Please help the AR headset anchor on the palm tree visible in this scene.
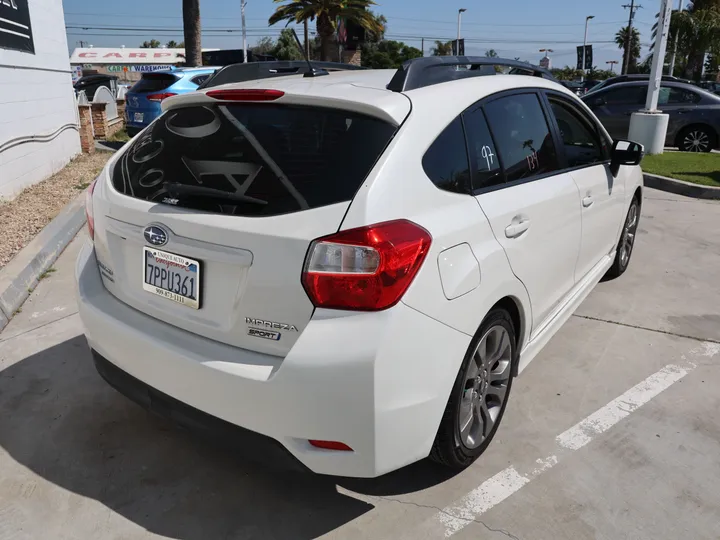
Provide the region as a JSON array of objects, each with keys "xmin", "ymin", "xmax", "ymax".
[
  {"xmin": 268, "ymin": 0, "xmax": 383, "ymax": 62},
  {"xmin": 431, "ymin": 40, "xmax": 453, "ymax": 56},
  {"xmin": 615, "ymin": 26, "xmax": 641, "ymax": 74},
  {"xmin": 672, "ymin": 6, "xmax": 720, "ymax": 80},
  {"xmin": 183, "ymin": 0, "xmax": 202, "ymax": 67}
]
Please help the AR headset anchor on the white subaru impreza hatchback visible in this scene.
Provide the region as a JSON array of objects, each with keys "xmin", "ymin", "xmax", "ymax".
[{"xmin": 76, "ymin": 57, "xmax": 643, "ymax": 478}]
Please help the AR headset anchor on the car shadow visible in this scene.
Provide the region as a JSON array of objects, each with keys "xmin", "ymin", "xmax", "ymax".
[{"xmin": 0, "ymin": 336, "xmax": 456, "ymax": 538}]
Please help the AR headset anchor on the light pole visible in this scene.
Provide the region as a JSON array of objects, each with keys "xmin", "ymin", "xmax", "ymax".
[
  {"xmin": 668, "ymin": 0, "xmax": 682, "ymax": 75},
  {"xmin": 606, "ymin": 60, "xmax": 619, "ymax": 73},
  {"xmin": 456, "ymin": 8, "xmax": 466, "ymax": 56},
  {"xmin": 628, "ymin": 0, "xmax": 673, "ymax": 154},
  {"xmin": 581, "ymin": 15, "xmax": 594, "ymax": 82},
  {"xmin": 241, "ymin": 0, "xmax": 248, "ymax": 63}
]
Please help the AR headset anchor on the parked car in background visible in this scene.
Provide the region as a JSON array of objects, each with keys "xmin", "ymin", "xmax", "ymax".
[
  {"xmin": 588, "ymin": 74, "xmax": 693, "ymax": 95},
  {"xmin": 74, "ymin": 74, "xmax": 118, "ymax": 99},
  {"xmin": 697, "ymin": 81, "xmax": 720, "ymax": 96},
  {"xmin": 583, "ymin": 80, "xmax": 720, "ymax": 152},
  {"xmin": 125, "ymin": 67, "xmax": 216, "ymax": 136}
]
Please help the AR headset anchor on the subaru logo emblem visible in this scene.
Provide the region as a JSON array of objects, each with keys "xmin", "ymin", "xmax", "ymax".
[{"xmin": 143, "ymin": 225, "xmax": 168, "ymax": 247}]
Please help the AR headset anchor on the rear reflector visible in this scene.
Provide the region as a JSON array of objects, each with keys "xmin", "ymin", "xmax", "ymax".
[
  {"xmin": 206, "ymin": 89, "xmax": 285, "ymax": 101},
  {"xmin": 309, "ymin": 440, "xmax": 353, "ymax": 451},
  {"xmin": 85, "ymin": 178, "xmax": 98, "ymax": 241},
  {"xmin": 302, "ymin": 220, "xmax": 432, "ymax": 311},
  {"xmin": 146, "ymin": 92, "xmax": 177, "ymax": 102}
]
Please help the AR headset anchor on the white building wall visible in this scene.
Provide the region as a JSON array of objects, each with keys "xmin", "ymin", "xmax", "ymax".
[{"xmin": 0, "ymin": 0, "xmax": 81, "ymax": 199}]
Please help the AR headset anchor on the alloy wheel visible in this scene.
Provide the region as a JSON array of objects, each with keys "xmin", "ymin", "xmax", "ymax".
[
  {"xmin": 620, "ymin": 202, "xmax": 638, "ymax": 268},
  {"xmin": 458, "ymin": 326, "xmax": 512, "ymax": 449},
  {"xmin": 683, "ymin": 130, "xmax": 710, "ymax": 152}
]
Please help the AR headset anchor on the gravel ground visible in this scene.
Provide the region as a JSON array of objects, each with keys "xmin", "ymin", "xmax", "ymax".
[{"xmin": 0, "ymin": 152, "xmax": 111, "ymax": 269}]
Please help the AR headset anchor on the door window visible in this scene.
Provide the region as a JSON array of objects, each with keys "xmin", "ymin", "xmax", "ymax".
[
  {"xmin": 462, "ymin": 108, "xmax": 503, "ymax": 190},
  {"xmin": 548, "ymin": 98, "xmax": 606, "ymax": 168},
  {"xmin": 483, "ymin": 93, "xmax": 560, "ymax": 183},
  {"xmin": 422, "ymin": 118, "xmax": 472, "ymax": 193},
  {"xmin": 191, "ymin": 74, "xmax": 211, "ymax": 86},
  {"xmin": 658, "ymin": 86, "xmax": 700, "ymax": 105},
  {"xmin": 601, "ymin": 86, "xmax": 645, "ymax": 105}
]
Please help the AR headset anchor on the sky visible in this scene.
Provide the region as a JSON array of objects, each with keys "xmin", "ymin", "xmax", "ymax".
[{"xmin": 62, "ymin": 0, "xmax": 666, "ymax": 71}]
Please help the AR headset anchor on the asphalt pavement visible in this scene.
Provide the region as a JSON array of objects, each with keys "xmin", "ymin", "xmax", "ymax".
[{"xmin": 0, "ymin": 187, "xmax": 719, "ymax": 540}]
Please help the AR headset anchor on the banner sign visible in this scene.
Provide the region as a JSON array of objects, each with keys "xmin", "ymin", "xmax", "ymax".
[
  {"xmin": 452, "ymin": 39, "xmax": 465, "ymax": 56},
  {"xmin": 107, "ymin": 65, "xmax": 174, "ymax": 73},
  {"xmin": 576, "ymin": 46, "xmax": 583, "ymax": 70},
  {"xmin": 0, "ymin": 0, "xmax": 35, "ymax": 54},
  {"xmin": 584, "ymin": 45, "xmax": 593, "ymax": 70}
]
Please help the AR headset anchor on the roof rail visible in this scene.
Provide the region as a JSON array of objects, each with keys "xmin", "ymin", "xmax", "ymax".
[
  {"xmin": 386, "ymin": 56, "xmax": 556, "ymax": 93},
  {"xmin": 199, "ymin": 61, "xmax": 366, "ymax": 89}
]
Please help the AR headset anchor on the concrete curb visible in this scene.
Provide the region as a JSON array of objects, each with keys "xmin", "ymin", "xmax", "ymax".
[
  {"xmin": 643, "ymin": 173, "xmax": 720, "ymax": 200},
  {"xmin": 0, "ymin": 193, "xmax": 86, "ymax": 332}
]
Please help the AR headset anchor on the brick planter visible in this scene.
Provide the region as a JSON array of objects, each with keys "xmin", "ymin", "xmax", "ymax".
[
  {"xmin": 91, "ymin": 102, "xmax": 108, "ymax": 139},
  {"xmin": 78, "ymin": 105, "xmax": 94, "ymax": 154}
]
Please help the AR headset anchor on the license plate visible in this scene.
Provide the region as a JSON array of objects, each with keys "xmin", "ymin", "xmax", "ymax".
[
  {"xmin": 134, "ymin": 112, "xmax": 144, "ymax": 123},
  {"xmin": 143, "ymin": 247, "xmax": 201, "ymax": 309}
]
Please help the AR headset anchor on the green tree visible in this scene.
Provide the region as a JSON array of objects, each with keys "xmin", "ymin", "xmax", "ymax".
[
  {"xmin": 268, "ymin": 0, "xmax": 383, "ymax": 62},
  {"xmin": 615, "ymin": 25, "xmax": 641, "ymax": 74},
  {"xmin": 672, "ymin": 6, "xmax": 720, "ymax": 80},
  {"xmin": 485, "ymin": 49, "xmax": 498, "ymax": 58},
  {"xmin": 183, "ymin": 0, "xmax": 202, "ymax": 66},
  {"xmin": 362, "ymin": 39, "xmax": 422, "ymax": 68},
  {"xmin": 165, "ymin": 40, "xmax": 180, "ymax": 48},
  {"xmin": 431, "ymin": 40, "xmax": 453, "ymax": 56},
  {"xmin": 253, "ymin": 36, "xmax": 277, "ymax": 56},
  {"xmin": 273, "ymin": 29, "xmax": 305, "ymax": 60},
  {"xmin": 140, "ymin": 39, "xmax": 162, "ymax": 48}
]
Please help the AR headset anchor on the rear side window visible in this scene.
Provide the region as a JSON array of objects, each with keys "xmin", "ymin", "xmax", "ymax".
[
  {"xmin": 190, "ymin": 74, "xmax": 211, "ymax": 86},
  {"xmin": 462, "ymin": 108, "xmax": 503, "ymax": 190},
  {"xmin": 422, "ymin": 118, "xmax": 471, "ymax": 193},
  {"xmin": 483, "ymin": 93, "xmax": 559, "ymax": 182},
  {"xmin": 112, "ymin": 104, "xmax": 397, "ymax": 217},
  {"xmin": 129, "ymin": 73, "xmax": 179, "ymax": 94},
  {"xmin": 659, "ymin": 86, "xmax": 700, "ymax": 104}
]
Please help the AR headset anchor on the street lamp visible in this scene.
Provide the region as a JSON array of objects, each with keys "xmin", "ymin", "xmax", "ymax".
[
  {"xmin": 606, "ymin": 60, "xmax": 619, "ymax": 73},
  {"xmin": 581, "ymin": 15, "xmax": 594, "ymax": 82},
  {"xmin": 457, "ymin": 8, "xmax": 466, "ymax": 56}
]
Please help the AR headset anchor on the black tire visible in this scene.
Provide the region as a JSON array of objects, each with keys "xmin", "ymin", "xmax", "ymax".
[
  {"xmin": 605, "ymin": 197, "xmax": 640, "ymax": 280},
  {"xmin": 430, "ymin": 309, "xmax": 516, "ymax": 470},
  {"xmin": 677, "ymin": 125, "xmax": 717, "ymax": 153}
]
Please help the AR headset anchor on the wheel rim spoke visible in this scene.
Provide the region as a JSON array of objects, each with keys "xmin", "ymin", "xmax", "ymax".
[{"xmin": 459, "ymin": 324, "xmax": 513, "ymax": 449}]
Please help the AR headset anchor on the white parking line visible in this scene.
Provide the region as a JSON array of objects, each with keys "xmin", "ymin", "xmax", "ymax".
[{"xmin": 437, "ymin": 342, "xmax": 720, "ymax": 537}]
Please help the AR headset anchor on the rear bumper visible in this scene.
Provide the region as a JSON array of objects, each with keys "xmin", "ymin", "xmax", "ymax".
[
  {"xmin": 92, "ymin": 349, "xmax": 309, "ymax": 472},
  {"xmin": 76, "ymin": 242, "xmax": 471, "ymax": 477}
]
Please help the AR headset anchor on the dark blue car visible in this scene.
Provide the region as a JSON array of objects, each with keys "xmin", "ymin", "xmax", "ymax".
[{"xmin": 125, "ymin": 67, "xmax": 216, "ymax": 136}]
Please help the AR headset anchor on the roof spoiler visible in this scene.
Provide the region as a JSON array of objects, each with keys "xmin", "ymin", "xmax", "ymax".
[{"xmin": 387, "ymin": 56, "xmax": 556, "ymax": 92}]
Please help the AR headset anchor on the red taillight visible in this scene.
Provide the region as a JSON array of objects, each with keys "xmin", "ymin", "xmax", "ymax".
[
  {"xmin": 309, "ymin": 440, "xmax": 353, "ymax": 451},
  {"xmin": 146, "ymin": 92, "xmax": 177, "ymax": 102},
  {"xmin": 85, "ymin": 178, "xmax": 97, "ymax": 241},
  {"xmin": 302, "ymin": 220, "xmax": 432, "ymax": 311},
  {"xmin": 206, "ymin": 89, "xmax": 285, "ymax": 101}
]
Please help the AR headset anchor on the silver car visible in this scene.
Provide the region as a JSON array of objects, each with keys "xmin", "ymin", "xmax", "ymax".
[{"xmin": 583, "ymin": 81, "xmax": 720, "ymax": 152}]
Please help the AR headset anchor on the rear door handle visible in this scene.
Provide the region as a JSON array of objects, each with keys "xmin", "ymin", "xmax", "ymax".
[
  {"xmin": 505, "ymin": 219, "xmax": 531, "ymax": 238},
  {"xmin": 582, "ymin": 195, "xmax": 594, "ymax": 208}
]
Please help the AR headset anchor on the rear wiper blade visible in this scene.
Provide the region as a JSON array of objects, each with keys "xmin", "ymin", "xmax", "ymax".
[{"xmin": 163, "ymin": 183, "xmax": 267, "ymax": 205}]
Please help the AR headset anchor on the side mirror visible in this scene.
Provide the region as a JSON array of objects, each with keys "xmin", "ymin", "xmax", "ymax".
[{"xmin": 610, "ymin": 139, "xmax": 644, "ymax": 177}]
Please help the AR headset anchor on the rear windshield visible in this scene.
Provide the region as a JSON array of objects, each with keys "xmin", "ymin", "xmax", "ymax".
[
  {"xmin": 112, "ymin": 104, "xmax": 397, "ymax": 217},
  {"xmin": 129, "ymin": 73, "xmax": 179, "ymax": 94}
]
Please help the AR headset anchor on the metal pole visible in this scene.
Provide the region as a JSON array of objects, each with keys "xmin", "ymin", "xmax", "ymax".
[
  {"xmin": 623, "ymin": 0, "xmax": 635, "ymax": 74},
  {"xmin": 422, "ymin": 37, "xmax": 424, "ymax": 56},
  {"xmin": 582, "ymin": 17, "xmax": 590, "ymax": 82},
  {"xmin": 668, "ymin": 0, "xmax": 682, "ymax": 75},
  {"xmin": 241, "ymin": 0, "xmax": 248, "ymax": 63},
  {"xmin": 645, "ymin": 0, "xmax": 673, "ymax": 111},
  {"xmin": 304, "ymin": 19, "xmax": 310, "ymax": 59},
  {"xmin": 456, "ymin": 11, "xmax": 461, "ymax": 56}
]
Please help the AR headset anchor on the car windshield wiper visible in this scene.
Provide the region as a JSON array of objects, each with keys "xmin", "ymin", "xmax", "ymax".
[{"xmin": 163, "ymin": 183, "xmax": 267, "ymax": 206}]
